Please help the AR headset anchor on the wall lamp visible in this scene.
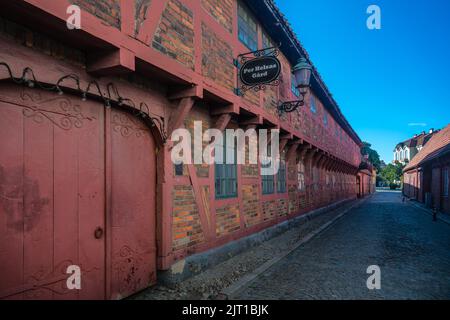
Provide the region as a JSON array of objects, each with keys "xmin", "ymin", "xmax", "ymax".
[{"xmin": 278, "ymin": 57, "xmax": 312, "ymax": 114}]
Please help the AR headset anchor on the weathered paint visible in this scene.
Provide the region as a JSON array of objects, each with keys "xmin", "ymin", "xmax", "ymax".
[
  {"xmin": 0, "ymin": 0, "xmax": 371, "ymax": 298},
  {"xmin": 0, "ymin": 85, "xmax": 157, "ymax": 299}
]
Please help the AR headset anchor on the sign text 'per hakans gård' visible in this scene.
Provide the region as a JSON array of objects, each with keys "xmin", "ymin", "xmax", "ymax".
[{"xmin": 239, "ymin": 56, "xmax": 281, "ymax": 87}]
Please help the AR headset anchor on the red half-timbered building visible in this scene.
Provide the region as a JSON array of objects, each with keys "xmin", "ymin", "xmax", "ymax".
[{"xmin": 0, "ymin": 0, "xmax": 368, "ymax": 299}]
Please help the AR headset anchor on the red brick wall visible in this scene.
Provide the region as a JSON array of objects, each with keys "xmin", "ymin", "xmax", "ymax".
[
  {"xmin": 201, "ymin": 23, "xmax": 234, "ymax": 92},
  {"xmin": 242, "ymin": 184, "xmax": 260, "ymax": 227},
  {"xmin": 152, "ymin": 0, "xmax": 195, "ymax": 70},
  {"xmin": 201, "ymin": 0, "xmax": 233, "ymax": 34},
  {"xmin": 215, "ymin": 204, "xmax": 241, "ymax": 237},
  {"xmin": 172, "ymin": 185, "xmax": 205, "ymax": 251},
  {"xmin": 70, "ymin": 0, "xmax": 121, "ymax": 29}
]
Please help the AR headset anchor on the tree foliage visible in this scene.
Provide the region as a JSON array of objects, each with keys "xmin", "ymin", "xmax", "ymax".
[
  {"xmin": 379, "ymin": 161, "xmax": 405, "ymax": 185},
  {"xmin": 361, "ymin": 141, "xmax": 382, "ymax": 172}
]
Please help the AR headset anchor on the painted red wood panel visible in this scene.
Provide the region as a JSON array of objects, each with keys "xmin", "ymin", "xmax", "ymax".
[
  {"xmin": 0, "ymin": 86, "xmax": 105, "ymax": 299},
  {"xmin": 108, "ymin": 109, "xmax": 157, "ymax": 300},
  {"xmin": 0, "ymin": 97, "xmax": 24, "ymax": 299},
  {"xmin": 0, "ymin": 85, "xmax": 158, "ymax": 299}
]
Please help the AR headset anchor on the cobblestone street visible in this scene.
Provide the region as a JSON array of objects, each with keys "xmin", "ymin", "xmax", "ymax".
[{"xmin": 235, "ymin": 191, "xmax": 450, "ymax": 299}]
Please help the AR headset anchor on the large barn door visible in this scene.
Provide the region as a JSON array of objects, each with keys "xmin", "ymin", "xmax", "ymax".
[
  {"xmin": 0, "ymin": 86, "xmax": 105, "ymax": 299},
  {"xmin": 0, "ymin": 85, "xmax": 157, "ymax": 300}
]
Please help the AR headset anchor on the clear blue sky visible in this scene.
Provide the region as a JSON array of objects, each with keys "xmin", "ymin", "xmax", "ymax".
[{"xmin": 276, "ymin": 0, "xmax": 450, "ymax": 163}]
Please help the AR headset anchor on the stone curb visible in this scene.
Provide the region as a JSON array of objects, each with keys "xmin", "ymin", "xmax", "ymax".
[
  {"xmin": 407, "ymin": 200, "xmax": 450, "ymax": 226},
  {"xmin": 220, "ymin": 196, "xmax": 371, "ymax": 299}
]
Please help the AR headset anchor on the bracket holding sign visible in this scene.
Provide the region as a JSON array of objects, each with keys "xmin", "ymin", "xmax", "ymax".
[{"xmin": 236, "ymin": 46, "xmax": 281, "ymax": 94}]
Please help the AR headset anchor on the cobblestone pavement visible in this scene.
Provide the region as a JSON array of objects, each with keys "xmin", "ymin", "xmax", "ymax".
[
  {"xmin": 131, "ymin": 199, "xmax": 362, "ymax": 300},
  {"xmin": 235, "ymin": 191, "xmax": 450, "ymax": 300}
]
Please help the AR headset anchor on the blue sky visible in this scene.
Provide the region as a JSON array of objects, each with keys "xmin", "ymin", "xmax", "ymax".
[{"xmin": 276, "ymin": 0, "xmax": 450, "ymax": 163}]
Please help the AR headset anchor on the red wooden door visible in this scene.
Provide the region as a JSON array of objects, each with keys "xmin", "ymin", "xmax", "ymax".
[
  {"xmin": 0, "ymin": 85, "xmax": 157, "ymax": 300},
  {"xmin": 0, "ymin": 86, "xmax": 105, "ymax": 299},
  {"xmin": 107, "ymin": 109, "xmax": 157, "ymax": 299}
]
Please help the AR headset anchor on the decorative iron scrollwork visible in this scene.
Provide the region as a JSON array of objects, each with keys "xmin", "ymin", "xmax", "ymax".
[
  {"xmin": 0, "ymin": 61, "xmax": 167, "ymax": 143},
  {"xmin": 277, "ymin": 99, "xmax": 305, "ymax": 114}
]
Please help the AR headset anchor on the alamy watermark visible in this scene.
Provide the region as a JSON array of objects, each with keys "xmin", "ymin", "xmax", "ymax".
[
  {"xmin": 366, "ymin": 265, "xmax": 381, "ymax": 290},
  {"xmin": 367, "ymin": 5, "xmax": 381, "ymax": 30},
  {"xmin": 66, "ymin": 265, "xmax": 81, "ymax": 290},
  {"xmin": 171, "ymin": 122, "xmax": 280, "ymax": 175},
  {"xmin": 66, "ymin": 5, "xmax": 81, "ymax": 30}
]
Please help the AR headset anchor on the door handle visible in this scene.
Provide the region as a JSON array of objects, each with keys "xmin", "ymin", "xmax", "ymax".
[{"xmin": 94, "ymin": 227, "xmax": 104, "ymax": 239}]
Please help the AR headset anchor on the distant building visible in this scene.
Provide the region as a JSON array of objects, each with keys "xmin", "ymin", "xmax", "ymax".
[
  {"xmin": 403, "ymin": 124, "xmax": 450, "ymax": 214},
  {"xmin": 393, "ymin": 129, "xmax": 439, "ymax": 164}
]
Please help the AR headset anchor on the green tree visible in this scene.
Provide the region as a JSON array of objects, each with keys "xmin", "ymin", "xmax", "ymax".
[
  {"xmin": 379, "ymin": 161, "xmax": 405, "ymax": 184},
  {"xmin": 361, "ymin": 142, "xmax": 382, "ymax": 172}
]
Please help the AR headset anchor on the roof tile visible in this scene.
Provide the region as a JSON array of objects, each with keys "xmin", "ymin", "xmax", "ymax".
[{"xmin": 404, "ymin": 124, "xmax": 450, "ymax": 171}]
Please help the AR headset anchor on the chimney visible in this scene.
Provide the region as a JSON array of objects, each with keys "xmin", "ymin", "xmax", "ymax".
[{"xmin": 429, "ymin": 128, "xmax": 434, "ymax": 134}]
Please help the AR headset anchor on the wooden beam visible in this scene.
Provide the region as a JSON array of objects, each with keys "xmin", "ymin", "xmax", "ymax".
[
  {"xmin": 210, "ymin": 104, "xmax": 237, "ymax": 116},
  {"xmin": 136, "ymin": 0, "xmax": 169, "ymax": 45},
  {"xmin": 168, "ymin": 84, "xmax": 203, "ymax": 100},
  {"xmin": 120, "ymin": 0, "xmax": 134, "ymax": 36},
  {"xmin": 279, "ymin": 138, "xmax": 289, "ymax": 154},
  {"xmin": 286, "ymin": 141, "xmax": 301, "ymax": 163},
  {"xmin": 241, "ymin": 115, "xmax": 263, "ymax": 126},
  {"xmin": 87, "ymin": 47, "xmax": 135, "ymax": 76},
  {"xmin": 214, "ymin": 113, "xmax": 232, "ymax": 132},
  {"xmin": 167, "ymin": 97, "xmax": 195, "ymax": 136}
]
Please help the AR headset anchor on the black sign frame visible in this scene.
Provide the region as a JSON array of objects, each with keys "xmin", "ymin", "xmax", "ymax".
[{"xmin": 237, "ymin": 45, "xmax": 281, "ymax": 94}]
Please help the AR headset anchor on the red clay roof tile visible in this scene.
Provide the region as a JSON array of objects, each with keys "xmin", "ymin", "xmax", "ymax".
[{"xmin": 404, "ymin": 124, "xmax": 450, "ymax": 171}]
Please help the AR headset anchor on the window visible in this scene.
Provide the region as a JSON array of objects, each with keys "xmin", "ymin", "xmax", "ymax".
[
  {"xmin": 443, "ymin": 168, "xmax": 449, "ymax": 197},
  {"xmin": 261, "ymin": 153, "xmax": 275, "ymax": 194},
  {"xmin": 312, "ymin": 166, "xmax": 319, "ymax": 191},
  {"xmin": 310, "ymin": 95, "xmax": 317, "ymax": 114},
  {"xmin": 323, "ymin": 111, "xmax": 328, "ymax": 126},
  {"xmin": 291, "ymin": 74, "xmax": 300, "ymax": 97},
  {"xmin": 215, "ymin": 139, "xmax": 237, "ymax": 199},
  {"xmin": 277, "ymin": 160, "xmax": 287, "ymax": 193},
  {"xmin": 238, "ymin": 3, "xmax": 258, "ymax": 51},
  {"xmin": 297, "ymin": 162, "xmax": 305, "ymax": 191},
  {"xmin": 175, "ymin": 163, "xmax": 183, "ymax": 176},
  {"xmin": 262, "ymin": 167, "xmax": 275, "ymax": 194},
  {"xmin": 262, "ymin": 31, "xmax": 273, "ymax": 50}
]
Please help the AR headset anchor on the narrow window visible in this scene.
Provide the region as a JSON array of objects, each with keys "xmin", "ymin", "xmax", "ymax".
[
  {"xmin": 261, "ymin": 150, "xmax": 275, "ymax": 195},
  {"xmin": 313, "ymin": 166, "xmax": 319, "ymax": 191},
  {"xmin": 238, "ymin": 2, "xmax": 258, "ymax": 51},
  {"xmin": 277, "ymin": 160, "xmax": 287, "ymax": 193},
  {"xmin": 323, "ymin": 111, "xmax": 328, "ymax": 126},
  {"xmin": 443, "ymin": 168, "xmax": 449, "ymax": 197},
  {"xmin": 175, "ymin": 163, "xmax": 183, "ymax": 176},
  {"xmin": 291, "ymin": 74, "xmax": 300, "ymax": 97},
  {"xmin": 262, "ymin": 31, "xmax": 273, "ymax": 50},
  {"xmin": 310, "ymin": 95, "xmax": 317, "ymax": 114},
  {"xmin": 298, "ymin": 161, "xmax": 305, "ymax": 191},
  {"xmin": 215, "ymin": 138, "xmax": 237, "ymax": 199}
]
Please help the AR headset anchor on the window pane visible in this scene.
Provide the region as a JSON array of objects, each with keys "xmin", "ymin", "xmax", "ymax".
[
  {"xmin": 310, "ymin": 95, "xmax": 317, "ymax": 114},
  {"xmin": 291, "ymin": 74, "xmax": 300, "ymax": 97},
  {"xmin": 238, "ymin": 3, "xmax": 258, "ymax": 51}
]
